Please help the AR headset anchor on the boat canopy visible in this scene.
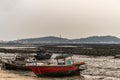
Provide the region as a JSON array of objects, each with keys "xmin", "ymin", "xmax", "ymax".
[{"xmin": 54, "ymin": 54, "xmax": 73, "ymax": 59}]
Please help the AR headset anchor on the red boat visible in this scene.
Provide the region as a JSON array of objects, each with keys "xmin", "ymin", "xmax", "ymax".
[{"xmin": 28, "ymin": 54, "xmax": 86, "ymax": 77}]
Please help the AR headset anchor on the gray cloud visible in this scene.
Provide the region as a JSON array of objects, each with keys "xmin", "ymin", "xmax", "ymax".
[{"xmin": 0, "ymin": 0, "xmax": 120, "ymax": 40}]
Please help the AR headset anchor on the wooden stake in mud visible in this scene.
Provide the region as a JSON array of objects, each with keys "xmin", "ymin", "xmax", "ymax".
[{"xmin": 1, "ymin": 62, "xmax": 6, "ymax": 70}]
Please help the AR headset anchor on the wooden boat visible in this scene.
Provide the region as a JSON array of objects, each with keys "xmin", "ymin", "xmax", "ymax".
[
  {"xmin": 0, "ymin": 52, "xmax": 52, "ymax": 71},
  {"xmin": 34, "ymin": 48, "xmax": 52, "ymax": 60},
  {"xmin": 28, "ymin": 54, "xmax": 86, "ymax": 77},
  {"xmin": 34, "ymin": 53, "xmax": 52, "ymax": 60},
  {"xmin": 0, "ymin": 55, "xmax": 31, "ymax": 71},
  {"xmin": 2, "ymin": 61, "xmax": 29, "ymax": 71}
]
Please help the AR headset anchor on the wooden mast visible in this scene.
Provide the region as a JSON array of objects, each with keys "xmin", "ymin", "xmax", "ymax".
[{"xmin": 60, "ymin": 35, "xmax": 65, "ymax": 64}]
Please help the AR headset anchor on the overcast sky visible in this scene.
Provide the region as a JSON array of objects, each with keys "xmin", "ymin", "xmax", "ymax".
[{"xmin": 0, "ymin": 0, "xmax": 120, "ymax": 40}]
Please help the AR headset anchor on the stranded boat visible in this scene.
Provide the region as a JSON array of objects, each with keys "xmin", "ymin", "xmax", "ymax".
[
  {"xmin": 35, "ymin": 53, "xmax": 52, "ymax": 60},
  {"xmin": 0, "ymin": 54, "xmax": 34, "ymax": 71},
  {"xmin": 28, "ymin": 54, "xmax": 86, "ymax": 77},
  {"xmin": 0, "ymin": 52, "xmax": 52, "ymax": 71}
]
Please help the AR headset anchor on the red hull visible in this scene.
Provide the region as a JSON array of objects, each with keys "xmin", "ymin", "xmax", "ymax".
[{"xmin": 28, "ymin": 62, "xmax": 85, "ymax": 77}]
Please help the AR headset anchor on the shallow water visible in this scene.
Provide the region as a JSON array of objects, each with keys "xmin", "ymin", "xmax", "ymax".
[{"xmin": 1, "ymin": 55, "xmax": 120, "ymax": 80}]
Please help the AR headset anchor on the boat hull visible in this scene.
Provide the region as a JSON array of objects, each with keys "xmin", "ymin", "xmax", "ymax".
[
  {"xmin": 28, "ymin": 65, "xmax": 82, "ymax": 77},
  {"xmin": 4, "ymin": 63, "xmax": 30, "ymax": 71},
  {"xmin": 37, "ymin": 70, "xmax": 79, "ymax": 77}
]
